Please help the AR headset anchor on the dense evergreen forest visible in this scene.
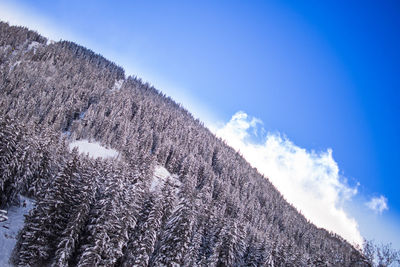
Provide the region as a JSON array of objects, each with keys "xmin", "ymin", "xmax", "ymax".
[{"xmin": 0, "ymin": 21, "xmax": 386, "ymax": 266}]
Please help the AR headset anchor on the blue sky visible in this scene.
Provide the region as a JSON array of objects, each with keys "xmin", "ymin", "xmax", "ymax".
[{"xmin": 1, "ymin": 0, "xmax": 399, "ymax": 248}]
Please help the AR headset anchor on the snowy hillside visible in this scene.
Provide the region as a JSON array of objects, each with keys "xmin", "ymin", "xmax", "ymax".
[
  {"xmin": 0, "ymin": 166, "xmax": 175, "ymax": 266},
  {"xmin": 0, "ymin": 21, "xmax": 371, "ymax": 266}
]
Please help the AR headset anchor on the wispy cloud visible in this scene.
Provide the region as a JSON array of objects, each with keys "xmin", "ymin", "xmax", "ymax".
[
  {"xmin": 0, "ymin": 1, "xmax": 217, "ymax": 127},
  {"xmin": 0, "ymin": 1, "xmax": 75, "ymax": 42},
  {"xmin": 366, "ymin": 196, "xmax": 388, "ymax": 214},
  {"xmin": 213, "ymin": 111, "xmax": 363, "ymax": 246}
]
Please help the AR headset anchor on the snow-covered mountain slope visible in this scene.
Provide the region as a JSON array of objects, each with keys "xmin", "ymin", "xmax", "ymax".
[{"xmin": 0, "ymin": 21, "xmax": 369, "ymax": 266}]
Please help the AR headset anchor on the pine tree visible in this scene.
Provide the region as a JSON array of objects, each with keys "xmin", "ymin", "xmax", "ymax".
[
  {"xmin": 152, "ymin": 182, "xmax": 195, "ymax": 266},
  {"xmin": 122, "ymin": 193, "xmax": 163, "ymax": 267},
  {"xmin": 52, "ymin": 157, "xmax": 98, "ymax": 267},
  {"xmin": 76, "ymin": 162, "xmax": 142, "ymax": 266},
  {"xmin": 212, "ymin": 219, "xmax": 245, "ymax": 267},
  {"xmin": 14, "ymin": 153, "xmax": 81, "ymax": 266},
  {"xmin": 0, "ymin": 116, "xmax": 24, "ymax": 207}
]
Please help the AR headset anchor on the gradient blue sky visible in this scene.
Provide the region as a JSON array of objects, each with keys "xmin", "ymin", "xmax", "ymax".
[{"xmin": 1, "ymin": 0, "xmax": 399, "ymax": 248}]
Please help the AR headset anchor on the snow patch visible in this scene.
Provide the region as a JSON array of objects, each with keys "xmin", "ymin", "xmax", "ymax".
[
  {"xmin": 27, "ymin": 41, "xmax": 41, "ymax": 52},
  {"xmin": 111, "ymin": 79, "xmax": 124, "ymax": 92},
  {"xmin": 154, "ymin": 165, "xmax": 171, "ymax": 180},
  {"xmin": 69, "ymin": 140, "xmax": 119, "ymax": 159},
  {"xmin": 0, "ymin": 196, "xmax": 35, "ymax": 266},
  {"xmin": 150, "ymin": 165, "xmax": 180, "ymax": 192}
]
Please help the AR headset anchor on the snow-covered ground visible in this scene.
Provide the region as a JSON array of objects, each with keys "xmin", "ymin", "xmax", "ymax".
[
  {"xmin": 0, "ymin": 196, "xmax": 35, "ymax": 266},
  {"xmin": 150, "ymin": 165, "xmax": 181, "ymax": 192},
  {"xmin": 111, "ymin": 79, "xmax": 124, "ymax": 92},
  {"xmin": 27, "ymin": 41, "xmax": 41, "ymax": 52},
  {"xmin": 69, "ymin": 140, "xmax": 119, "ymax": 159}
]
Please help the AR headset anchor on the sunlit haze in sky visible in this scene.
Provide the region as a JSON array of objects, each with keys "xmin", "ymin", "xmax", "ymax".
[{"xmin": 1, "ymin": 0, "xmax": 399, "ymax": 248}]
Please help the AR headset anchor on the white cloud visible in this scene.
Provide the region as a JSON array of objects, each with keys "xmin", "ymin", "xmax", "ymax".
[
  {"xmin": 366, "ymin": 196, "xmax": 388, "ymax": 214},
  {"xmin": 70, "ymin": 140, "xmax": 118, "ymax": 159},
  {"xmin": 213, "ymin": 111, "xmax": 363, "ymax": 246}
]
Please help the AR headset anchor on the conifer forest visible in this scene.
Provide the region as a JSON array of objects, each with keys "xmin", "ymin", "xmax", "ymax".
[{"xmin": 0, "ymin": 21, "xmax": 395, "ymax": 266}]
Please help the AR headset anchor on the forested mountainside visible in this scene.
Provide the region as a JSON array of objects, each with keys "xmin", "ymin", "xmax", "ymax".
[{"xmin": 0, "ymin": 22, "xmax": 370, "ymax": 266}]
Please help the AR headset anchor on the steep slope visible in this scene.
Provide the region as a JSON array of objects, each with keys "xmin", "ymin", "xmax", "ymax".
[{"xmin": 0, "ymin": 22, "xmax": 368, "ymax": 266}]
